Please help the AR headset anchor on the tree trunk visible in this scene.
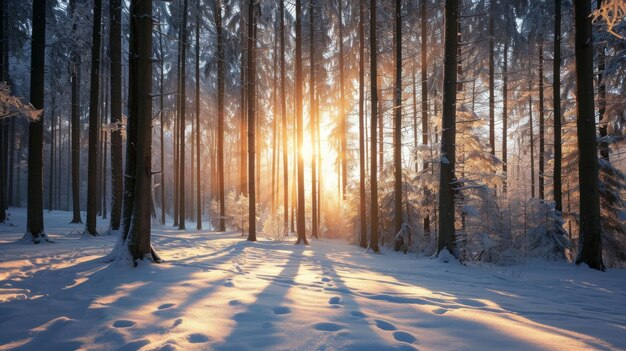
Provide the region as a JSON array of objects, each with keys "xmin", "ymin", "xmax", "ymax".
[
  {"xmin": 393, "ymin": 0, "xmax": 403, "ymax": 236},
  {"xmin": 421, "ymin": 0, "xmax": 430, "ymax": 233},
  {"xmin": 502, "ymin": 41, "xmax": 508, "ymax": 195},
  {"xmin": 369, "ymin": 0, "xmax": 379, "ymax": 252},
  {"xmin": 538, "ymin": 41, "xmax": 545, "ymax": 201},
  {"xmin": 124, "ymin": 0, "xmax": 160, "ymax": 263},
  {"xmin": 573, "ymin": 0, "xmax": 604, "ymax": 271},
  {"xmin": 280, "ymin": 0, "xmax": 289, "ymax": 231},
  {"xmin": 178, "ymin": 0, "xmax": 188, "ymax": 230},
  {"xmin": 553, "ymin": 0, "xmax": 562, "ymax": 212},
  {"xmin": 295, "ymin": 0, "xmax": 307, "ymax": 245},
  {"xmin": 158, "ymin": 8, "xmax": 166, "ymax": 225},
  {"xmin": 197, "ymin": 2, "xmax": 204, "ymax": 230},
  {"xmin": 528, "ymin": 63, "xmax": 535, "ymax": 199},
  {"xmin": 488, "ymin": 3, "xmax": 495, "ymax": 157},
  {"xmin": 310, "ymin": 0, "xmax": 318, "ymax": 239},
  {"xmin": 240, "ymin": 0, "xmax": 248, "ymax": 197},
  {"xmin": 26, "ymin": 0, "xmax": 46, "ymax": 240},
  {"xmin": 597, "ymin": 0, "xmax": 609, "ymax": 161},
  {"xmin": 86, "ymin": 0, "xmax": 102, "ymax": 235},
  {"xmin": 247, "ymin": 0, "xmax": 257, "ymax": 242},
  {"xmin": 110, "ymin": 0, "xmax": 123, "ymax": 230},
  {"xmin": 358, "ymin": 0, "xmax": 367, "ymax": 248},
  {"xmin": 338, "ymin": 0, "xmax": 346, "ymax": 200},
  {"xmin": 436, "ymin": 0, "xmax": 458, "ymax": 258}
]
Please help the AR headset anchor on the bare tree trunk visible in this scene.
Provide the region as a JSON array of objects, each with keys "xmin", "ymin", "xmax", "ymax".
[
  {"xmin": 295, "ymin": 0, "xmax": 307, "ymax": 245},
  {"xmin": 528, "ymin": 63, "xmax": 535, "ymax": 199},
  {"xmin": 502, "ymin": 41, "xmax": 508, "ymax": 195},
  {"xmin": 436, "ymin": 0, "xmax": 458, "ymax": 258},
  {"xmin": 553, "ymin": 0, "xmax": 562, "ymax": 212},
  {"xmin": 280, "ymin": 0, "xmax": 288, "ymax": 231},
  {"xmin": 109, "ymin": 0, "xmax": 122, "ymax": 230},
  {"xmin": 86, "ymin": 0, "xmax": 102, "ymax": 235},
  {"xmin": 596, "ymin": 0, "xmax": 609, "ymax": 162},
  {"xmin": 393, "ymin": 0, "xmax": 403, "ymax": 236},
  {"xmin": 369, "ymin": 0, "xmax": 379, "ymax": 252},
  {"xmin": 573, "ymin": 0, "xmax": 604, "ymax": 271},
  {"xmin": 338, "ymin": 0, "xmax": 347, "ymax": 200},
  {"xmin": 310, "ymin": 0, "xmax": 318, "ymax": 239},
  {"xmin": 488, "ymin": 3, "xmax": 495, "ymax": 157},
  {"xmin": 247, "ymin": 0, "xmax": 257, "ymax": 241},
  {"xmin": 124, "ymin": 0, "xmax": 160, "ymax": 263},
  {"xmin": 421, "ymin": 0, "xmax": 430, "ymax": 233},
  {"xmin": 240, "ymin": 0, "xmax": 248, "ymax": 197},
  {"xmin": 538, "ymin": 41, "xmax": 545, "ymax": 201},
  {"xmin": 358, "ymin": 0, "xmax": 367, "ymax": 248},
  {"xmin": 158, "ymin": 7, "xmax": 166, "ymax": 225},
  {"xmin": 178, "ymin": 0, "xmax": 188, "ymax": 230},
  {"xmin": 198, "ymin": 2, "xmax": 204, "ymax": 230},
  {"xmin": 26, "ymin": 0, "xmax": 46, "ymax": 240}
]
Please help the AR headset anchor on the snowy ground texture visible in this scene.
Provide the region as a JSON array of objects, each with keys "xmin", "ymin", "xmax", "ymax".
[{"xmin": 1, "ymin": 209, "xmax": 626, "ymax": 351}]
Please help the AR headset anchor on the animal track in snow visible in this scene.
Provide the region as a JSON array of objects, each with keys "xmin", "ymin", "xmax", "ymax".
[
  {"xmin": 374, "ymin": 319, "xmax": 397, "ymax": 331},
  {"xmin": 112, "ymin": 320, "xmax": 135, "ymax": 328}
]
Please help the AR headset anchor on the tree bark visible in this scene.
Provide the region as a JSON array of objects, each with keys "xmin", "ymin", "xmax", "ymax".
[
  {"xmin": 247, "ymin": 0, "xmax": 257, "ymax": 242},
  {"xmin": 86, "ymin": 0, "xmax": 102, "ymax": 235},
  {"xmin": 436, "ymin": 0, "xmax": 458, "ymax": 258},
  {"xmin": 369, "ymin": 0, "xmax": 380, "ymax": 252},
  {"xmin": 280, "ymin": 0, "xmax": 289, "ymax": 231},
  {"xmin": 502, "ymin": 41, "xmax": 508, "ymax": 195},
  {"xmin": 178, "ymin": 0, "xmax": 188, "ymax": 230},
  {"xmin": 198, "ymin": 1, "xmax": 205, "ymax": 230},
  {"xmin": 295, "ymin": 0, "xmax": 307, "ymax": 245},
  {"xmin": 310, "ymin": 0, "xmax": 318, "ymax": 239},
  {"xmin": 26, "ymin": 0, "xmax": 46, "ymax": 240},
  {"xmin": 338, "ymin": 0, "xmax": 346, "ymax": 200},
  {"xmin": 421, "ymin": 0, "xmax": 430, "ymax": 233},
  {"xmin": 573, "ymin": 0, "xmax": 604, "ymax": 271},
  {"xmin": 358, "ymin": 0, "xmax": 367, "ymax": 248},
  {"xmin": 488, "ymin": 3, "xmax": 495, "ymax": 157},
  {"xmin": 110, "ymin": 0, "xmax": 123, "ymax": 230},
  {"xmin": 538, "ymin": 41, "xmax": 545, "ymax": 201},
  {"xmin": 393, "ymin": 0, "xmax": 403, "ymax": 236},
  {"xmin": 553, "ymin": 0, "xmax": 562, "ymax": 212}
]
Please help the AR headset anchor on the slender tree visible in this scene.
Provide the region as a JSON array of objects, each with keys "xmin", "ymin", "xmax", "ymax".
[
  {"xmin": 25, "ymin": 0, "xmax": 46, "ymax": 241},
  {"xmin": 573, "ymin": 0, "xmax": 604, "ymax": 271},
  {"xmin": 178, "ymin": 0, "xmax": 188, "ymax": 230},
  {"xmin": 368, "ymin": 0, "xmax": 379, "ymax": 252},
  {"xmin": 436, "ymin": 0, "xmax": 458, "ymax": 258},
  {"xmin": 538, "ymin": 41, "xmax": 545, "ymax": 201},
  {"xmin": 358, "ymin": 0, "xmax": 367, "ymax": 248},
  {"xmin": 247, "ymin": 0, "xmax": 257, "ymax": 242},
  {"xmin": 110, "ymin": 0, "xmax": 123, "ymax": 230},
  {"xmin": 280, "ymin": 0, "xmax": 289, "ymax": 231},
  {"xmin": 488, "ymin": 2, "xmax": 495, "ymax": 157},
  {"xmin": 69, "ymin": 0, "xmax": 82, "ymax": 224},
  {"xmin": 295, "ymin": 0, "xmax": 307, "ymax": 245},
  {"xmin": 502, "ymin": 41, "xmax": 508, "ymax": 195},
  {"xmin": 86, "ymin": 0, "xmax": 102, "ymax": 235},
  {"xmin": 421, "ymin": 0, "xmax": 430, "ymax": 233},
  {"xmin": 393, "ymin": 0, "xmax": 403, "ymax": 236},
  {"xmin": 338, "ymin": 0, "xmax": 347, "ymax": 200},
  {"xmin": 310, "ymin": 0, "xmax": 318, "ymax": 239},
  {"xmin": 553, "ymin": 0, "xmax": 562, "ymax": 212},
  {"xmin": 197, "ymin": 0, "xmax": 204, "ymax": 230}
]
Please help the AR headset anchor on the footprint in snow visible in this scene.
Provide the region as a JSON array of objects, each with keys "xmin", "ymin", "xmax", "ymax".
[
  {"xmin": 432, "ymin": 308, "xmax": 448, "ymax": 315},
  {"xmin": 328, "ymin": 296, "xmax": 342, "ymax": 305},
  {"xmin": 374, "ymin": 319, "xmax": 397, "ymax": 331},
  {"xmin": 113, "ymin": 320, "xmax": 136, "ymax": 328},
  {"xmin": 321, "ymin": 277, "xmax": 331, "ymax": 282},
  {"xmin": 229, "ymin": 299, "xmax": 242, "ymax": 306},
  {"xmin": 223, "ymin": 281, "xmax": 235, "ymax": 287},
  {"xmin": 187, "ymin": 333, "xmax": 209, "ymax": 343},
  {"xmin": 272, "ymin": 306, "xmax": 291, "ymax": 315},
  {"xmin": 158, "ymin": 303, "xmax": 175, "ymax": 310},
  {"xmin": 313, "ymin": 322, "xmax": 345, "ymax": 332},
  {"xmin": 393, "ymin": 331, "xmax": 417, "ymax": 344},
  {"xmin": 350, "ymin": 311, "xmax": 367, "ymax": 318}
]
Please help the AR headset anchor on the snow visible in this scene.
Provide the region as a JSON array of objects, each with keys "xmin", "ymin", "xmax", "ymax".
[{"xmin": 1, "ymin": 208, "xmax": 625, "ymax": 351}]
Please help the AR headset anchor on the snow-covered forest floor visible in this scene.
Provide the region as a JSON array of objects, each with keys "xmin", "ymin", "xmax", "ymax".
[{"xmin": 1, "ymin": 209, "xmax": 625, "ymax": 351}]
